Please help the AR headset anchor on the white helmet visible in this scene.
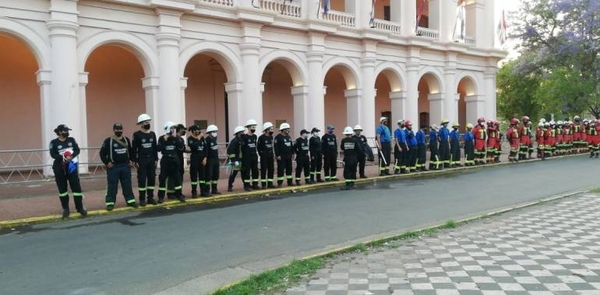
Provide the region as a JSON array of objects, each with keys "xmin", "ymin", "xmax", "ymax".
[
  {"xmin": 164, "ymin": 121, "xmax": 175, "ymax": 131},
  {"xmin": 557, "ymin": 120, "xmax": 564, "ymax": 125},
  {"xmin": 234, "ymin": 125, "xmax": 245, "ymax": 135},
  {"xmin": 539, "ymin": 118, "xmax": 546, "ymax": 124},
  {"xmin": 549, "ymin": 120, "xmax": 556, "ymax": 125},
  {"xmin": 353, "ymin": 125, "xmax": 363, "ymax": 131},
  {"xmin": 137, "ymin": 114, "xmax": 151, "ymax": 124},
  {"xmin": 343, "ymin": 126, "xmax": 354, "ymax": 135},
  {"xmin": 263, "ymin": 122, "xmax": 273, "ymax": 131},
  {"xmin": 207, "ymin": 124, "xmax": 218, "ymax": 133},
  {"xmin": 279, "ymin": 122, "xmax": 291, "ymax": 130},
  {"xmin": 245, "ymin": 119, "xmax": 258, "ymax": 127}
]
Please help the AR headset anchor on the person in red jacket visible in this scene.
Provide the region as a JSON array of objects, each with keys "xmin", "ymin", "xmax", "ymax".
[
  {"xmin": 494, "ymin": 120, "xmax": 502, "ymax": 163},
  {"xmin": 573, "ymin": 116, "xmax": 583, "ymax": 153},
  {"xmin": 536, "ymin": 121, "xmax": 546, "ymax": 160},
  {"xmin": 472, "ymin": 117, "xmax": 487, "ymax": 165},
  {"xmin": 564, "ymin": 121, "xmax": 573, "ymax": 154},
  {"xmin": 518, "ymin": 116, "xmax": 531, "ymax": 160},
  {"xmin": 583, "ymin": 119, "xmax": 590, "ymax": 153},
  {"xmin": 592, "ymin": 119, "xmax": 600, "ymax": 158},
  {"xmin": 486, "ymin": 120, "xmax": 497, "ymax": 164},
  {"xmin": 506, "ymin": 118, "xmax": 520, "ymax": 162},
  {"xmin": 545, "ymin": 121, "xmax": 555, "ymax": 157},
  {"xmin": 556, "ymin": 121, "xmax": 564, "ymax": 155}
]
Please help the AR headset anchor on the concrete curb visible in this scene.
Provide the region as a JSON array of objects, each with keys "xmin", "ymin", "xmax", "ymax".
[
  {"xmin": 212, "ymin": 189, "xmax": 586, "ymax": 294},
  {"xmin": 0, "ymin": 153, "xmax": 584, "ymax": 230}
]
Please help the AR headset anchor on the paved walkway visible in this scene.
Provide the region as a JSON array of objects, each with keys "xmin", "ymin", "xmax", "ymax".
[{"xmin": 285, "ymin": 194, "xmax": 600, "ymax": 295}]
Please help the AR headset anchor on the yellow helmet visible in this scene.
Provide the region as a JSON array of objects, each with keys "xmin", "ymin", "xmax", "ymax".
[
  {"xmin": 466, "ymin": 123, "xmax": 473, "ymax": 129},
  {"xmin": 441, "ymin": 118, "xmax": 449, "ymax": 124}
]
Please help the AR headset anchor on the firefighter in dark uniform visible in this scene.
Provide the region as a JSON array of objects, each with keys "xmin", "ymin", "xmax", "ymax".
[
  {"xmin": 156, "ymin": 121, "xmax": 186, "ymax": 203},
  {"xmin": 204, "ymin": 124, "xmax": 221, "ymax": 196},
  {"xmin": 353, "ymin": 125, "xmax": 370, "ymax": 178},
  {"xmin": 294, "ymin": 129, "xmax": 311, "ymax": 185},
  {"xmin": 341, "ymin": 126, "xmax": 364, "ymax": 190},
  {"xmin": 242, "ymin": 119, "xmax": 260, "ymax": 190},
  {"xmin": 405, "ymin": 121, "xmax": 418, "ymax": 172},
  {"xmin": 187, "ymin": 125, "xmax": 206, "ymax": 198},
  {"xmin": 132, "ymin": 114, "xmax": 158, "ymax": 206},
  {"xmin": 167, "ymin": 124, "xmax": 187, "ymax": 199},
  {"xmin": 416, "ymin": 126, "xmax": 427, "ymax": 171},
  {"xmin": 449, "ymin": 122, "xmax": 461, "ymax": 167},
  {"xmin": 429, "ymin": 125, "xmax": 442, "ymax": 170},
  {"xmin": 227, "ymin": 126, "xmax": 245, "ymax": 191},
  {"xmin": 49, "ymin": 124, "xmax": 87, "ymax": 219},
  {"xmin": 274, "ymin": 122, "xmax": 294, "ymax": 187},
  {"xmin": 464, "ymin": 123, "xmax": 475, "ymax": 166},
  {"xmin": 258, "ymin": 122, "xmax": 276, "ymax": 189},
  {"xmin": 438, "ymin": 119, "xmax": 451, "ymax": 168},
  {"xmin": 321, "ymin": 125, "xmax": 338, "ymax": 181},
  {"xmin": 100, "ymin": 123, "xmax": 138, "ymax": 210},
  {"xmin": 309, "ymin": 127, "xmax": 324, "ymax": 183}
]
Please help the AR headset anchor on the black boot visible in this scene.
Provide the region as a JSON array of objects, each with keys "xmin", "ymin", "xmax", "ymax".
[
  {"xmin": 139, "ymin": 195, "xmax": 147, "ymax": 207},
  {"xmin": 267, "ymin": 182, "xmax": 276, "ymax": 188},
  {"xmin": 262, "ymin": 181, "xmax": 267, "ymax": 189},
  {"xmin": 74, "ymin": 196, "xmax": 87, "ymax": 217},
  {"xmin": 59, "ymin": 196, "xmax": 70, "ymax": 219},
  {"xmin": 191, "ymin": 184, "xmax": 198, "ymax": 199},
  {"xmin": 211, "ymin": 184, "xmax": 221, "ymax": 195},
  {"xmin": 201, "ymin": 184, "xmax": 211, "ymax": 197}
]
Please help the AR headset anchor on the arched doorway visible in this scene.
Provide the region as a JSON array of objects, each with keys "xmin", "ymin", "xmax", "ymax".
[
  {"xmin": 458, "ymin": 76, "xmax": 478, "ymax": 131},
  {"xmin": 0, "ymin": 34, "xmax": 41, "ymax": 150},
  {"xmin": 261, "ymin": 60, "xmax": 299, "ymax": 135},
  {"xmin": 417, "ymin": 73, "xmax": 442, "ymax": 127},
  {"xmin": 375, "ymin": 68, "xmax": 403, "ymax": 131},
  {"xmin": 84, "ymin": 45, "xmax": 146, "ymax": 147},
  {"xmin": 323, "ymin": 64, "xmax": 359, "ymax": 132}
]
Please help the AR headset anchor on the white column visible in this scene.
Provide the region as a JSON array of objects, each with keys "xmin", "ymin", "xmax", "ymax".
[
  {"xmin": 390, "ymin": 91, "xmax": 407, "ymax": 125},
  {"xmin": 47, "ymin": 0, "xmax": 81, "ymax": 140},
  {"xmin": 440, "ymin": 0, "xmax": 456, "ymax": 42},
  {"xmin": 180, "ymin": 77, "xmax": 188, "ymax": 125},
  {"xmin": 429, "ymin": 0, "xmax": 441, "ymax": 31},
  {"xmin": 465, "ymin": 95, "xmax": 485, "ymax": 125},
  {"xmin": 484, "ymin": 68, "xmax": 497, "ymax": 119},
  {"xmin": 142, "ymin": 76, "xmax": 160, "ymax": 133},
  {"xmin": 361, "ymin": 42, "xmax": 377, "ymax": 138},
  {"xmin": 225, "ymin": 81, "xmax": 244, "ymax": 135},
  {"xmin": 405, "ymin": 63, "xmax": 419, "ymax": 126},
  {"xmin": 428, "ymin": 93, "xmax": 444, "ymax": 127},
  {"xmin": 483, "ymin": 0, "xmax": 495, "ymax": 48},
  {"xmin": 240, "ymin": 23, "xmax": 263, "ymax": 124},
  {"xmin": 236, "ymin": 0, "xmax": 253, "ymax": 8},
  {"xmin": 472, "ymin": 0, "xmax": 486, "ymax": 47},
  {"xmin": 357, "ymin": 0, "xmax": 373, "ymax": 29},
  {"xmin": 345, "ymin": 89, "xmax": 362, "ymax": 128},
  {"xmin": 391, "ymin": 0, "xmax": 402, "ymax": 23},
  {"xmin": 444, "ymin": 64, "xmax": 458, "ymax": 124},
  {"xmin": 401, "ymin": 0, "xmax": 417, "ymax": 35},
  {"xmin": 292, "ymin": 85, "xmax": 309, "ymax": 132},
  {"xmin": 307, "ymin": 0, "xmax": 320, "ymax": 20},
  {"xmin": 156, "ymin": 9, "xmax": 183, "ymax": 127},
  {"xmin": 37, "ymin": 69, "xmax": 53, "ymax": 177},
  {"xmin": 77, "ymin": 72, "xmax": 89, "ymax": 174},
  {"xmin": 307, "ymin": 33, "xmax": 326, "ymax": 130}
]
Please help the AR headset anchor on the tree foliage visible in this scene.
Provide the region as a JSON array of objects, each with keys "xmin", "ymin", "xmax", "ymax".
[{"xmin": 497, "ymin": 60, "xmax": 541, "ymax": 121}]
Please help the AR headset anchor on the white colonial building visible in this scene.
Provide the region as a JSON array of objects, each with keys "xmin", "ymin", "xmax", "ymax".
[{"xmin": 0, "ymin": 0, "xmax": 504, "ymax": 155}]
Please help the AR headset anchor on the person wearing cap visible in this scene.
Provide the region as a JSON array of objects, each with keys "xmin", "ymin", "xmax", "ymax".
[
  {"xmin": 241, "ymin": 119, "xmax": 260, "ymax": 190},
  {"xmin": 187, "ymin": 125, "xmax": 207, "ymax": 198},
  {"xmin": 309, "ymin": 127, "xmax": 324, "ymax": 183},
  {"xmin": 353, "ymin": 125, "xmax": 371, "ymax": 178},
  {"xmin": 227, "ymin": 126, "xmax": 245, "ymax": 191},
  {"xmin": 464, "ymin": 123, "xmax": 475, "ymax": 166},
  {"xmin": 132, "ymin": 114, "xmax": 158, "ymax": 206},
  {"xmin": 449, "ymin": 122, "xmax": 461, "ymax": 167},
  {"xmin": 258, "ymin": 122, "xmax": 276, "ymax": 189},
  {"xmin": 275, "ymin": 122, "xmax": 294, "ymax": 187},
  {"xmin": 321, "ymin": 124, "xmax": 339, "ymax": 181},
  {"xmin": 156, "ymin": 122, "xmax": 186, "ymax": 203},
  {"xmin": 394, "ymin": 119, "xmax": 407, "ymax": 174},
  {"xmin": 376, "ymin": 117, "xmax": 392, "ymax": 176},
  {"xmin": 49, "ymin": 124, "xmax": 87, "ymax": 218},
  {"xmin": 438, "ymin": 119, "xmax": 451, "ymax": 168},
  {"xmin": 100, "ymin": 123, "xmax": 139, "ymax": 210},
  {"xmin": 204, "ymin": 124, "xmax": 221, "ymax": 195},
  {"xmin": 416, "ymin": 125, "xmax": 427, "ymax": 171},
  {"xmin": 294, "ymin": 129, "xmax": 311, "ymax": 185},
  {"xmin": 429, "ymin": 125, "xmax": 442, "ymax": 170},
  {"xmin": 340, "ymin": 126, "xmax": 364, "ymax": 190}
]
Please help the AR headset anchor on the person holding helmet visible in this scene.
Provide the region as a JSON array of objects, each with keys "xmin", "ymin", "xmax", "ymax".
[
  {"xmin": 204, "ymin": 124, "xmax": 221, "ymax": 196},
  {"xmin": 294, "ymin": 129, "xmax": 311, "ymax": 185},
  {"xmin": 49, "ymin": 124, "xmax": 87, "ymax": 218},
  {"xmin": 100, "ymin": 123, "xmax": 138, "ymax": 210},
  {"xmin": 518, "ymin": 116, "xmax": 531, "ymax": 160},
  {"xmin": 321, "ymin": 125, "xmax": 339, "ymax": 181},
  {"xmin": 449, "ymin": 122, "xmax": 461, "ymax": 167},
  {"xmin": 241, "ymin": 119, "xmax": 260, "ymax": 190},
  {"xmin": 506, "ymin": 118, "xmax": 520, "ymax": 162},
  {"xmin": 187, "ymin": 125, "xmax": 207, "ymax": 198},
  {"xmin": 275, "ymin": 122, "xmax": 294, "ymax": 187},
  {"xmin": 155, "ymin": 122, "xmax": 186, "ymax": 203},
  {"xmin": 375, "ymin": 117, "xmax": 392, "ymax": 175},
  {"xmin": 340, "ymin": 126, "xmax": 364, "ymax": 190},
  {"xmin": 438, "ymin": 119, "xmax": 451, "ymax": 168},
  {"xmin": 353, "ymin": 125, "xmax": 371, "ymax": 178},
  {"xmin": 227, "ymin": 126, "xmax": 246, "ymax": 191},
  {"xmin": 416, "ymin": 125, "xmax": 427, "ymax": 171},
  {"xmin": 464, "ymin": 123, "xmax": 475, "ymax": 166},
  {"xmin": 473, "ymin": 117, "xmax": 487, "ymax": 165},
  {"xmin": 132, "ymin": 114, "xmax": 158, "ymax": 206},
  {"xmin": 258, "ymin": 122, "xmax": 276, "ymax": 189},
  {"xmin": 405, "ymin": 121, "xmax": 418, "ymax": 171},
  {"xmin": 309, "ymin": 127, "xmax": 324, "ymax": 183}
]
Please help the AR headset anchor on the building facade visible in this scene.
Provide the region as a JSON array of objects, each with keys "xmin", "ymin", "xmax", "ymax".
[{"xmin": 0, "ymin": 0, "xmax": 504, "ymax": 161}]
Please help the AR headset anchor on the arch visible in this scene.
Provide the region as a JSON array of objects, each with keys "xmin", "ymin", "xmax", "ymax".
[
  {"xmin": 374, "ymin": 62, "xmax": 406, "ymax": 92},
  {"xmin": 180, "ymin": 41, "xmax": 241, "ymax": 82},
  {"xmin": 0, "ymin": 17, "xmax": 49, "ymax": 69},
  {"xmin": 417, "ymin": 67, "xmax": 444, "ymax": 94},
  {"xmin": 322, "ymin": 56, "xmax": 361, "ymax": 89},
  {"xmin": 455, "ymin": 71, "xmax": 480, "ymax": 96},
  {"xmin": 78, "ymin": 31, "xmax": 158, "ymax": 77},
  {"xmin": 259, "ymin": 49, "xmax": 308, "ymax": 86}
]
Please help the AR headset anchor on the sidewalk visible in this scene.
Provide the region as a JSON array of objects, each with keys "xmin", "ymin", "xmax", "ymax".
[{"xmin": 285, "ymin": 193, "xmax": 600, "ymax": 295}]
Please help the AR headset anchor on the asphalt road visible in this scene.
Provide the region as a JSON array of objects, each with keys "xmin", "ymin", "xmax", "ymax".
[{"xmin": 1, "ymin": 156, "xmax": 597, "ymax": 295}]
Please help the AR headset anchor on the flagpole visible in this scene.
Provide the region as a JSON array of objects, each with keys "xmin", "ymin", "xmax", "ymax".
[
  {"xmin": 317, "ymin": 0, "xmax": 322, "ymax": 18},
  {"xmin": 369, "ymin": 0, "xmax": 376, "ymax": 28}
]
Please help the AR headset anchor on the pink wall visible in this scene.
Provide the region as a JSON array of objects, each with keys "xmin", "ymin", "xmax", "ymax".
[
  {"xmin": 184, "ymin": 54, "xmax": 227, "ymax": 133},
  {"xmin": 375, "ymin": 74, "xmax": 392, "ymax": 123},
  {"xmin": 324, "ymin": 67, "xmax": 348, "ymax": 133},
  {"xmin": 0, "ymin": 34, "xmax": 42, "ymax": 150},
  {"xmin": 418, "ymin": 78, "xmax": 430, "ymax": 127},
  {"xmin": 85, "ymin": 45, "xmax": 145, "ymax": 147},
  {"xmin": 262, "ymin": 62, "xmax": 294, "ymax": 132}
]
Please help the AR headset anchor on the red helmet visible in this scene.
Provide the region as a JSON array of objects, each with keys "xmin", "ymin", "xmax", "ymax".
[
  {"xmin": 404, "ymin": 120, "xmax": 412, "ymax": 127},
  {"xmin": 494, "ymin": 120, "xmax": 500, "ymax": 126},
  {"xmin": 522, "ymin": 116, "xmax": 530, "ymax": 122},
  {"xmin": 477, "ymin": 117, "xmax": 485, "ymax": 123},
  {"xmin": 511, "ymin": 118, "xmax": 519, "ymax": 125}
]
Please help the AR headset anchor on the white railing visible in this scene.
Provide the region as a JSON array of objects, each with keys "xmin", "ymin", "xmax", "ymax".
[
  {"xmin": 259, "ymin": 0, "xmax": 301, "ymax": 17},
  {"xmin": 465, "ymin": 36, "xmax": 476, "ymax": 46},
  {"xmin": 416, "ymin": 26, "xmax": 439, "ymax": 40},
  {"xmin": 200, "ymin": 0, "xmax": 234, "ymax": 6},
  {"xmin": 371, "ymin": 19, "xmax": 401, "ymax": 35},
  {"xmin": 322, "ymin": 10, "xmax": 355, "ymax": 27}
]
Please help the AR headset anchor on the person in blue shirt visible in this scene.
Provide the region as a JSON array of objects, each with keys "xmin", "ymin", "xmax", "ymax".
[
  {"xmin": 438, "ymin": 119, "xmax": 451, "ymax": 168},
  {"xmin": 449, "ymin": 122, "xmax": 461, "ymax": 167},
  {"xmin": 376, "ymin": 117, "xmax": 392, "ymax": 175},
  {"xmin": 405, "ymin": 121, "xmax": 418, "ymax": 172},
  {"xmin": 394, "ymin": 120, "xmax": 406, "ymax": 174},
  {"xmin": 429, "ymin": 125, "xmax": 442, "ymax": 170},
  {"xmin": 416, "ymin": 126, "xmax": 427, "ymax": 171},
  {"xmin": 464, "ymin": 123, "xmax": 475, "ymax": 166}
]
